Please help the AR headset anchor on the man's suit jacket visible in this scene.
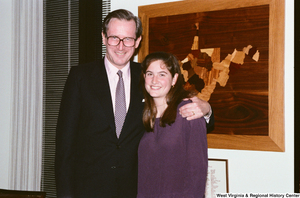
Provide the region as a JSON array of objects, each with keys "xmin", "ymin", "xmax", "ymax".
[{"xmin": 55, "ymin": 60, "xmax": 145, "ymax": 198}]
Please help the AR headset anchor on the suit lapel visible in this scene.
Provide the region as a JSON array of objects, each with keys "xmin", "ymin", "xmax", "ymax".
[
  {"xmin": 119, "ymin": 62, "xmax": 144, "ymax": 140},
  {"xmin": 90, "ymin": 60, "xmax": 116, "ymax": 133}
]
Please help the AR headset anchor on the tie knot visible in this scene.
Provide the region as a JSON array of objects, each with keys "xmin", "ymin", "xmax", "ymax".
[{"xmin": 117, "ymin": 70, "xmax": 123, "ymax": 78}]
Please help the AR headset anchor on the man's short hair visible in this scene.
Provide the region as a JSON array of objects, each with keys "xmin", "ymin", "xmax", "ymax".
[{"xmin": 102, "ymin": 9, "xmax": 143, "ymax": 39}]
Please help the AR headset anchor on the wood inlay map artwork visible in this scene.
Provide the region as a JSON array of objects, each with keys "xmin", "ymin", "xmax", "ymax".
[
  {"xmin": 181, "ymin": 23, "xmax": 260, "ymax": 102},
  {"xmin": 139, "ymin": 0, "xmax": 285, "ymax": 151}
]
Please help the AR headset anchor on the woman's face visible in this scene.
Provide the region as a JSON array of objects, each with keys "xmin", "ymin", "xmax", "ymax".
[{"xmin": 144, "ymin": 60, "xmax": 178, "ymax": 104}]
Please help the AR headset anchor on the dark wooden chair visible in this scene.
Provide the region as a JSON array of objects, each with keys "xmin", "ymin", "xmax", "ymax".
[{"xmin": 0, "ymin": 189, "xmax": 46, "ymax": 198}]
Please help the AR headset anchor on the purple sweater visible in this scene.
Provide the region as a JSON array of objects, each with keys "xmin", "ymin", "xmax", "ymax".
[{"xmin": 137, "ymin": 101, "xmax": 208, "ymax": 198}]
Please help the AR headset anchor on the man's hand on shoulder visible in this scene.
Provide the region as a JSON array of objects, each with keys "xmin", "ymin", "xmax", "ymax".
[{"xmin": 179, "ymin": 96, "xmax": 211, "ymax": 121}]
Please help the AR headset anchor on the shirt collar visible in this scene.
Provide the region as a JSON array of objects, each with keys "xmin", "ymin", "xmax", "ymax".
[{"xmin": 104, "ymin": 56, "xmax": 130, "ymax": 79}]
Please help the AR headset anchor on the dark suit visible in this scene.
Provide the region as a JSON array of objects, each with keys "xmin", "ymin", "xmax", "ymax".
[
  {"xmin": 55, "ymin": 59, "xmax": 214, "ymax": 198},
  {"xmin": 55, "ymin": 60, "xmax": 145, "ymax": 198}
]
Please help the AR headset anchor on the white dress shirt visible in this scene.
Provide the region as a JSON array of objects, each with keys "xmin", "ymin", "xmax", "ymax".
[{"xmin": 104, "ymin": 56, "xmax": 131, "ymax": 113}]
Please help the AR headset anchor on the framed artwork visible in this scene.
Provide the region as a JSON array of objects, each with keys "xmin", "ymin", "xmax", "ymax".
[
  {"xmin": 138, "ymin": 0, "xmax": 285, "ymax": 151},
  {"xmin": 206, "ymin": 159, "xmax": 229, "ymax": 196}
]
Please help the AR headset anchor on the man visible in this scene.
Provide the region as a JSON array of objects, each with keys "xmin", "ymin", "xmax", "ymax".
[{"xmin": 55, "ymin": 9, "xmax": 214, "ymax": 198}]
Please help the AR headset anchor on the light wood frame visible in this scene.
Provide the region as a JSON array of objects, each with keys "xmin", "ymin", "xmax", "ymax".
[{"xmin": 138, "ymin": 0, "xmax": 285, "ymax": 151}]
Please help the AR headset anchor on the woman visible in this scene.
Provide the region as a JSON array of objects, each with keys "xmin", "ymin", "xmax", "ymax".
[{"xmin": 138, "ymin": 51, "xmax": 208, "ymax": 198}]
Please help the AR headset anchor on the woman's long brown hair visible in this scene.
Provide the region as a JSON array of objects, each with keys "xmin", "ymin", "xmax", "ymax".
[{"xmin": 140, "ymin": 52, "xmax": 195, "ymax": 132}]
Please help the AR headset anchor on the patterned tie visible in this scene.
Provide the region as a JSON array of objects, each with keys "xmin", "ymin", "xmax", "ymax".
[{"xmin": 115, "ymin": 70, "xmax": 126, "ymax": 138}]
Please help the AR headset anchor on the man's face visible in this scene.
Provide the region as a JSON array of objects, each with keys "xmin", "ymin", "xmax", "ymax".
[{"xmin": 102, "ymin": 18, "xmax": 141, "ymax": 69}]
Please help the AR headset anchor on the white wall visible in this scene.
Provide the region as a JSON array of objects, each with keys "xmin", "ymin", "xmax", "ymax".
[
  {"xmin": 0, "ymin": 0, "xmax": 12, "ymax": 189},
  {"xmin": 111, "ymin": 0, "xmax": 295, "ymax": 193}
]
